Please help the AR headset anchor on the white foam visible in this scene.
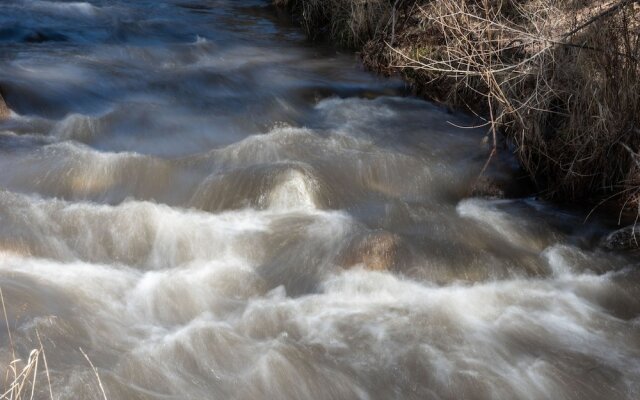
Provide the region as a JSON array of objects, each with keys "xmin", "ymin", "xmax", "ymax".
[
  {"xmin": 542, "ymin": 244, "xmax": 576, "ymax": 276},
  {"xmin": 51, "ymin": 113, "xmax": 103, "ymax": 141},
  {"xmin": 457, "ymin": 198, "xmax": 550, "ymax": 252},
  {"xmin": 1, "ymin": 226, "xmax": 638, "ymax": 398},
  {"xmin": 268, "ymin": 169, "xmax": 318, "ymax": 210},
  {"xmin": 27, "ymin": 1, "xmax": 100, "ymax": 17},
  {"xmin": 315, "ymin": 97, "xmax": 396, "ymax": 136},
  {"xmin": 0, "ymin": 190, "xmax": 354, "ymax": 269}
]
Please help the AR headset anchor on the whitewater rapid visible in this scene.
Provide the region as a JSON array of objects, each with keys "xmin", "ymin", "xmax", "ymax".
[{"xmin": 0, "ymin": 1, "xmax": 638, "ymax": 399}]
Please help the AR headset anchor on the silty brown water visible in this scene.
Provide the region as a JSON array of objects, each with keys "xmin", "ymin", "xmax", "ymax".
[{"xmin": 0, "ymin": 1, "xmax": 639, "ymax": 399}]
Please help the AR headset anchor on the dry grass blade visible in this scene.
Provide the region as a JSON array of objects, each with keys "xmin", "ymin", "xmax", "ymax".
[
  {"xmin": 0, "ymin": 288, "xmax": 108, "ymax": 399},
  {"xmin": 79, "ymin": 348, "xmax": 108, "ymax": 400},
  {"xmin": 0, "ymin": 289, "xmax": 53, "ymax": 400},
  {"xmin": 35, "ymin": 331, "xmax": 53, "ymax": 400},
  {"xmin": 0, "ymin": 288, "xmax": 53, "ymax": 400}
]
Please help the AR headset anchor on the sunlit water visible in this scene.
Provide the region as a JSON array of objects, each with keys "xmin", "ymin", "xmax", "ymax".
[{"xmin": 0, "ymin": 1, "xmax": 639, "ymax": 399}]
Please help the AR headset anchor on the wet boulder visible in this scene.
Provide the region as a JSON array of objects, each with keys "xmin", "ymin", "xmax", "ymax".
[
  {"xmin": 0, "ymin": 92, "xmax": 10, "ymax": 120},
  {"xmin": 470, "ymin": 176, "xmax": 505, "ymax": 199},
  {"xmin": 0, "ymin": 236, "xmax": 34, "ymax": 258},
  {"xmin": 340, "ymin": 231, "xmax": 403, "ymax": 271},
  {"xmin": 602, "ymin": 226, "xmax": 640, "ymax": 251}
]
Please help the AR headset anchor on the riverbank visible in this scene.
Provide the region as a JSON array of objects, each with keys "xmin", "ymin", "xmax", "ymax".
[{"xmin": 274, "ymin": 0, "xmax": 640, "ymax": 217}]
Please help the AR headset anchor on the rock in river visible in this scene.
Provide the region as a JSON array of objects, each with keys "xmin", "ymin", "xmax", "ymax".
[
  {"xmin": 602, "ymin": 225, "xmax": 640, "ymax": 251},
  {"xmin": 0, "ymin": 92, "xmax": 10, "ymax": 120},
  {"xmin": 340, "ymin": 231, "xmax": 403, "ymax": 271}
]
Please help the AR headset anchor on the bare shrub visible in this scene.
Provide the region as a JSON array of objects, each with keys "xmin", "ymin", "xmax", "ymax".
[
  {"xmin": 276, "ymin": 0, "xmax": 640, "ymax": 213},
  {"xmin": 374, "ymin": 0, "xmax": 640, "ymax": 210}
]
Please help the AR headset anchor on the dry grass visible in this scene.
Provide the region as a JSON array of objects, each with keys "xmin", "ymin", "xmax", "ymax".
[
  {"xmin": 0, "ymin": 288, "xmax": 108, "ymax": 400},
  {"xmin": 273, "ymin": 0, "xmax": 395, "ymax": 46},
  {"xmin": 0, "ymin": 288, "xmax": 52, "ymax": 400},
  {"xmin": 276, "ymin": 0, "xmax": 640, "ymax": 215},
  {"xmin": 383, "ymin": 0, "xmax": 640, "ymax": 208},
  {"xmin": 1, "ymin": 341, "xmax": 51, "ymax": 400}
]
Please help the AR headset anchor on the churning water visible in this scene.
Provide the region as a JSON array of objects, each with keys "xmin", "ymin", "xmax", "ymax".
[{"xmin": 0, "ymin": 1, "xmax": 639, "ymax": 399}]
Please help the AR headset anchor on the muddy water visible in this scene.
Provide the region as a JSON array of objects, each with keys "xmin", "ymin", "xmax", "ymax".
[{"xmin": 0, "ymin": 1, "xmax": 638, "ymax": 399}]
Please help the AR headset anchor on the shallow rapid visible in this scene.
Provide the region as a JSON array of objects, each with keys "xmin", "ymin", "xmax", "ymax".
[{"xmin": 0, "ymin": 1, "xmax": 639, "ymax": 399}]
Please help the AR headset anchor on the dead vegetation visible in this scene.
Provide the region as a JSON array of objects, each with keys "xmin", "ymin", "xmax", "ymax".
[
  {"xmin": 276, "ymin": 0, "xmax": 640, "ymax": 216},
  {"xmin": 0, "ymin": 288, "xmax": 52, "ymax": 400},
  {"xmin": 273, "ymin": 0, "xmax": 395, "ymax": 46},
  {"xmin": 0, "ymin": 288, "xmax": 108, "ymax": 400}
]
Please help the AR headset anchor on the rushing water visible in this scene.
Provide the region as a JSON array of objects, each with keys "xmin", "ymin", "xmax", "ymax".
[{"xmin": 0, "ymin": 1, "xmax": 639, "ymax": 399}]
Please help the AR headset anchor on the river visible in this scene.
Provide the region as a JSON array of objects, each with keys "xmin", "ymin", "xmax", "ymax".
[{"xmin": 0, "ymin": 1, "xmax": 639, "ymax": 399}]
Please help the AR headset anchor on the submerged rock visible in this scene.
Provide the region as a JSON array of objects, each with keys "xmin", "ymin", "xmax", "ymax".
[
  {"xmin": 471, "ymin": 176, "xmax": 505, "ymax": 199},
  {"xmin": 23, "ymin": 31, "xmax": 68, "ymax": 43},
  {"xmin": 340, "ymin": 231, "xmax": 402, "ymax": 271},
  {"xmin": 602, "ymin": 225, "xmax": 640, "ymax": 251}
]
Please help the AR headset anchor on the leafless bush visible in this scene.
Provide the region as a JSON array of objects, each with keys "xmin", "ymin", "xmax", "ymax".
[
  {"xmin": 276, "ymin": 0, "xmax": 640, "ymax": 213},
  {"xmin": 376, "ymin": 0, "xmax": 640, "ymax": 209}
]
